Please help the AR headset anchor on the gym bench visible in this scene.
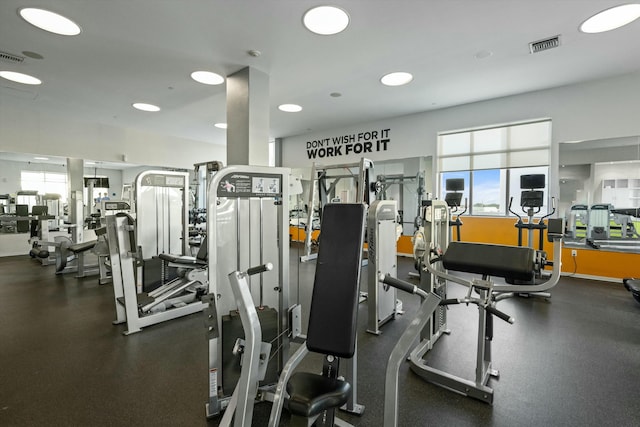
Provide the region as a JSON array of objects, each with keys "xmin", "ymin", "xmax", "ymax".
[{"xmin": 269, "ymin": 203, "xmax": 367, "ymax": 427}]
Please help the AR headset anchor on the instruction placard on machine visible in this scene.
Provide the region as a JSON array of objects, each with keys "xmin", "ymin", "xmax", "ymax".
[
  {"xmin": 140, "ymin": 174, "xmax": 185, "ymax": 188},
  {"xmin": 217, "ymin": 173, "xmax": 282, "ymax": 198}
]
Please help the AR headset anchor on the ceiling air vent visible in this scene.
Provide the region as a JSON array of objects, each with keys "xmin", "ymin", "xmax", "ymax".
[
  {"xmin": 0, "ymin": 50, "xmax": 25, "ymax": 64},
  {"xmin": 529, "ymin": 35, "xmax": 561, "ymax": 54}
]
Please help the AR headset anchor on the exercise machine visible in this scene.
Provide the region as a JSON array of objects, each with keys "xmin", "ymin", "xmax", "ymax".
[
  {"xmin": 399, "ymin": 190, "xmax": 565, "ymax": 405},
  {"xmin": 300, "ymin": 158, "xmax": 373, "ymax": 262},
  {"xmin": 566, "ymin": 204, "xmax": 588, "ymax": 239},
  {"xmin": 412, "ymin": 178, "xmax": 466, "ymax": 273},
  {"xmin": 366, "ymin": 200, "xmax": 402, "ymax": 335},
  {"xmin": 53, "ymin": 234, "xmax": 100, "ymax": 277},
  {"xmin": 508, "ymin": 174, "xmax": 557, "ymax": 296},
  {"xmin": 106, "ymin": 170, "xmax": 204, "ymax": 333},
  {"xmin": 134, "ymin": 170, "xmax": 189, "ymax": 262},
  {"xmin": 587, "ymin": 204, "xmax": 612, "ymax": 240},
  {"xmin": 416, "ymin": 218, "xmax": 564, "ymax": 404},
  {"xmin": 408, "ymin": 199, "xmax": 452, "ymax": 366},
  {"xmin": 370, "ymin": 172, "xmax": 425, "ymax": 234},
  {"xmin": 269, "ymin": 203, "xmax": 366, "ymax": 427},
  {"xmin": 106, "ymin": 212, "xmax": 208, "ymax": 334},
  {"xmin": 204, "ymin": 165, "xmax": 300, "ymax": 420},
  {"xmin": 508, "ymin": 174, "xmax": 555, "ymax": 251},
  {"xmin": 443, "ymin": 178, "xmax": 466, "ymax": 242}
]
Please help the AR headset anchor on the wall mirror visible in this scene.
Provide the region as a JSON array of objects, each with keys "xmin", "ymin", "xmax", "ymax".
[{"xmin": 559, "ymin": 136, "xmax": 640, "ymax": 252}]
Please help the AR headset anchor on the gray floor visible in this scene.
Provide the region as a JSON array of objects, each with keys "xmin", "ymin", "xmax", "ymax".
[{"xmin": 0, "ymin": 247, "xmax": 639, "ymax": 426}]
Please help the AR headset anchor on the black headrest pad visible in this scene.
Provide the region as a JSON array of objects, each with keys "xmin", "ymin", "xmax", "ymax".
[
  {"xmin": 443, "ymin": 241, "xmax": 535, "ymax": 282},
  {"xmin": 306, "ymin": 204, "xmax": 366, "ymax": 359}
]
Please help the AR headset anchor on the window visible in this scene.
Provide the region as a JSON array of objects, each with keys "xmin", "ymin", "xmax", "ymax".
[
  {"xmin": 440, "ymin": 167, "xmax": 549, "ymax": 216},
  {"xmin": 472, "ymin": 169, "xmax": 505, "ymax": 215},
  {"xmin": 21, "ymin": 171, "xmax": 68, "ymax": 201},
  {"xmin": 438, "ymin": 120, "xmax": 551, "ymax": 216}
]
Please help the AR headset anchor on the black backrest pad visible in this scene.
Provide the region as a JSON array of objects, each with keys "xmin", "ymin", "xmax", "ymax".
[
  {"xmin": 306, "ymin": 203, "xmax": 366, "ymax": 359},
  {"xmin": 442, "ymin": 241, "xmax": 535, "ymax": 282}
]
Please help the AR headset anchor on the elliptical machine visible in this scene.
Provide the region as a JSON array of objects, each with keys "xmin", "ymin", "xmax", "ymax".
[
  {"xmin": 507, "ymin": 174, "xmax": 556, "ymax": 296},
  {"xmin": 444, "ymin": 178, "xmax": 467, "ymax": 242}
]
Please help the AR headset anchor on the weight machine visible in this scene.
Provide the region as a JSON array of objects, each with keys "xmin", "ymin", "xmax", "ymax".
[
  {"xmin": 106, "ymin": 170, "xmax": 203, "ymax": 334},
  {"xmin": 366, "ymin": 199, "xmax": 402, "ymax": 335},
  {"xmin": 370, "ymin": 172, "xmax": 425, "ymax": 234},
  {"xmin": 300, "ymin": 158, "xmax": 373, "ymax": 262},
  {"xmin": 381, "ymin": 205, "xmax": 565, "ymax": 411},
  {"xmin": 204, "ymin": 165, "xmax": 301, "ymax": 420}
]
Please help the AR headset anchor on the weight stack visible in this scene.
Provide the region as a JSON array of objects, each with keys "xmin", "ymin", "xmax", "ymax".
[{"xmin": 221, "ymin": 307, "xmax": 279, "ymax": 396}]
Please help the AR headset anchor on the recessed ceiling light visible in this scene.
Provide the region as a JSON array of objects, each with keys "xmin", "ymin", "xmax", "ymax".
[
  {"xmin": 303, "ymin": 6, "xmax": 349, "ymax": 35},
  {"xmin": 380, "ymin": 72, "xmax": 413, "ymax": 87},
  {"xmin": 191, "ymin": 71, "xmax": 225, "ymax": 85},
  {"xmin": 214, "ymin": 123, "xmax": 227, "ymax": 129},
  {"xmin": 132, "ymin": 103, "xmax": 161, "ymax": 112},
  {"xmin": 278, "ymin": 104, "xmax": 303, "ymax": 112},
  {"xmin": 580, "ymin": 4, "xmax": 640, "ymax": 33},
  {"xmin": 34, "ymin": 156, "xmax": 49, "ymax": 160},
  {"xmin": 19, "ymin": 8, "xmax": 81, "ymax": 36},
  {"xmin": 0, "ymin": 71, "xmax": 42, "ymax": 85}
]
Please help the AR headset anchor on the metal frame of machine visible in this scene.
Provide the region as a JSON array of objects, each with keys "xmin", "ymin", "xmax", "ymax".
[
  {"xmin": 300, "ymin": 158, "xmax": 373, "ymax": 262},
  {"xmin": 366, "ymin": 199, "xmax": 401, "ymax": 335},
  {"xmin": 204, "ymin": 165, "xmax": 299, "ymax": 419},
  {"xmin": 106, "ymin": 169, "xmax": 202, "ymax": 335}
]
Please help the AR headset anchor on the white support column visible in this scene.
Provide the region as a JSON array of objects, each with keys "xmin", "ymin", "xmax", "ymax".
[
  {"xmin": 226, "ymin": 66, "xmax": 270, "ymax": 166},
  {"xmin": 67, "ymin": 158, "xmax": 84, "ymax": 243}
]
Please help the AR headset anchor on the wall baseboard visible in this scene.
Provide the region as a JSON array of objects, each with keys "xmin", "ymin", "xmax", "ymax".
[{"xmin": 561, "ymin": 272, "xmax": 622, "ymax": 283}]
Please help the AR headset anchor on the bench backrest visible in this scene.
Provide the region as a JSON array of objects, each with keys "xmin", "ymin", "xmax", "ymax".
[{"xmin": 306, "ymin": 203, "xmax": 366, "ymax": 359}]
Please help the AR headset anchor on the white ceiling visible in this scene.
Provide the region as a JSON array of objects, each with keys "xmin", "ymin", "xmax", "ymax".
[{"xmin": 1, "ymin": 0, "xmax": 640, "ymax": 149}]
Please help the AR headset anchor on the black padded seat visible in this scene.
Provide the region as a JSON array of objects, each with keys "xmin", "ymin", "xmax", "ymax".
[
  {"xmin": 158, "ymin": 253, "xmax": 207, "ymax": 266},
  {"xmin": 286, "ymin": 373, "xmax": 351, "ymax": 418},
  {"xmin": 69, "ymin": 240, "xmax": 97, "ymax": 253},
  {"xmin": 158, "ymin": 236, "xmax": 207, "ymax": 266},
  {"xmin": 443, "ymin": 241, "xmax": 535, "ymax": 282}
]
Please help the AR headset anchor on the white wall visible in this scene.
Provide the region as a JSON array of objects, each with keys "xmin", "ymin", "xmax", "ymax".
[
  {"xmin": 281, "ymin": 71, "xmax": 640, "ymax": 202},
  {"xmin": 0, "ymin": 100, "xmax": 226, "ymax": 170}
]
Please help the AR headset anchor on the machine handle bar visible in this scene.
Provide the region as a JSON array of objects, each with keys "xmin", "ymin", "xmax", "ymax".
[
  {"xmin": 508, "ymin": 197, "xmax": 522, "ymax": 222},
  {"xmin": 439, "ymin": 297, "xmax": 514, "ymax": 324},
  {"xmin": 485, "ymin": 305, "xmax": 515, "ymax": 324},
  {"xmin": 380, "ymin": 274, "xmax": 419, "ymax": 295},
  {"xmin": 540, "ymin": 197, "xmax": 557, "ymax": 222},
  {"xmin": 246, "ymin": 263, "xmax": 273, "ymax": 276},
  {"xmin": 455, "ymin": 198, "xmax": 469, "ymax": 218}
]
